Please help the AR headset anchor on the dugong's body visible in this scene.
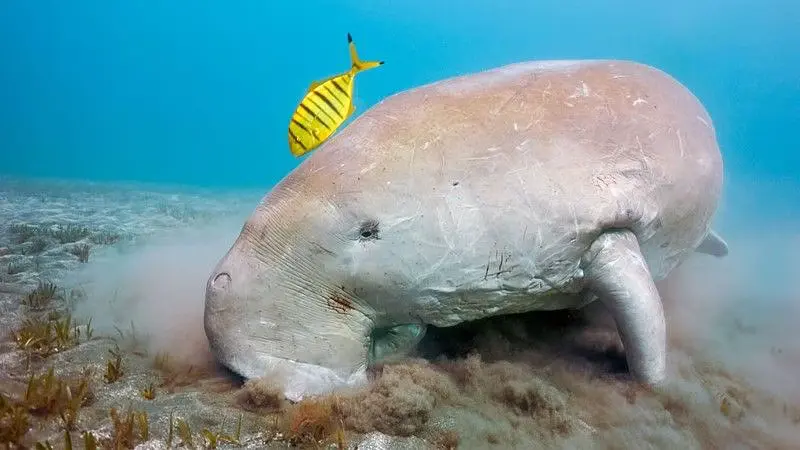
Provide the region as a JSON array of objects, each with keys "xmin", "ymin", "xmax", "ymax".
[{"xmin": 205, "ymin": 60, "xmax": 727, "ymax": 401}]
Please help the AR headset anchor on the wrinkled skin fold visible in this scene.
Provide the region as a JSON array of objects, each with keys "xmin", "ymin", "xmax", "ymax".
[{"xmin": 204, "ymin": 59, "xmax": 726, "ymax": 401}]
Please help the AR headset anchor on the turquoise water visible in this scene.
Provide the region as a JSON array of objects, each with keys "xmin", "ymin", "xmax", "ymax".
[{"xmin": 1, "ymin": 1, "xmax": 798, "ymax": 221}]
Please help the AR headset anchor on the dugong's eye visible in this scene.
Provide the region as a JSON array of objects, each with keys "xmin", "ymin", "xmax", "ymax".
[{"xmin": 358, "ymin": 219, "xmax": 380, "ymax": 241}]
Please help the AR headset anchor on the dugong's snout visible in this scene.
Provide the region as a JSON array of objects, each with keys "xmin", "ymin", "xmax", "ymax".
[{"xmin": 203, "ymin": 239, "xmax": 373, "ymax": 402}]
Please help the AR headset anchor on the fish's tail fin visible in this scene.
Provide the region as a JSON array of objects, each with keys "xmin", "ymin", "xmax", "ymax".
[{"xmin": 347, "ymin": 33, "xmax": 383, "ymax": 74}]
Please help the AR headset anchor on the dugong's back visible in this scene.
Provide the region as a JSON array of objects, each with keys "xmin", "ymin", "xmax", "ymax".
[{"xmin": 295, "ymin": 59, "xmax": 723, "ymax": 282}]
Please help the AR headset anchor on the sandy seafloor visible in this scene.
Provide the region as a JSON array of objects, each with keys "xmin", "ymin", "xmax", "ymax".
[{"xmin": 1, "ymin": 175, "xmax": 799, "ymax": 449}]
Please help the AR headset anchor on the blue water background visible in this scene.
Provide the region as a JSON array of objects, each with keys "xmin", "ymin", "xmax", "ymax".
[{"xmin": 1, "ymin": 1, "xmax": 798, "ymax": 228}]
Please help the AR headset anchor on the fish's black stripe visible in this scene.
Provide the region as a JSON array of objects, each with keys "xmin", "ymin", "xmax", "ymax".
[
  {"xmin": 314, "ymin": 91, "xmax": 344, "ymax": 119},
  {"xmin": 294, "ymin": 109, "xmax": 315, "ymax": 125},
  {"xmin": 289, "ymin": 129, "xmax": 308, "ymax": 150},
  {"xmin": 324, "ymin": 85, "xmax": 345, "ymax": 107},
  {"xmin": 300, "ymin": 102, "xmax": 331, "ymax": 130},
  {"xmin": 331, "ymin": 79, "xmax": 350, "ymax": 98},
  {"xmin": 308, "ymin": 96, "xmax": 339, "ymax": 125},
  {"xmin": 291, "ymin": 118, "xmax": 313, "ymax": 135}
]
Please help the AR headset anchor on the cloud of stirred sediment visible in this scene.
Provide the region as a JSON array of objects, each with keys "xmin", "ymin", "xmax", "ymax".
[
  {"xmin": 69, "ymin": 216, "xmax": 248, "ymax": 369},
  {"xmin": 66, "ymin": 195, "xmax": 800, "ymax": 448}
]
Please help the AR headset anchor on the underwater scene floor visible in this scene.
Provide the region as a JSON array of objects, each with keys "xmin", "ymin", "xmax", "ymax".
[{"xmin": 1, "ymin": 176, "xmax": 799, "ymax": 449}]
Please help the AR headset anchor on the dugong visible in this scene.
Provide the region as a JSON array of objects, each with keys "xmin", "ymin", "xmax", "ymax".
[{"xmin": 205, "ymin": 59, "xmax": 728, "ymax": 401}]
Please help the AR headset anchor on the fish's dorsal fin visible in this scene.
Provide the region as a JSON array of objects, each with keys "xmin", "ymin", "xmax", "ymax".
[{"xmin": 695, "ymin": 229, "xmax": 729, "ymax": 257}]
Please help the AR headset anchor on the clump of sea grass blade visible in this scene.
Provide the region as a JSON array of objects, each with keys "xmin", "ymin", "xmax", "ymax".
[
  {"xmin": 107, "ymin": 407, "xmax": 149, "ymax": 449},
  {"xmin": 0, "ymin": 393, "xmax": 30, "ymax": 447},
  {"xmin": 201, "ymin": 413, "xmax": 243, "ymax": 449},
  {"xmin": 103, "ymin": 345, "xmax": 124, "ymax": 384},
  {"xmin": 89, "ymin": 230, "xmax": 121, "ymax": 246},
  {"xmin": 6, "ymin": 260, "xmax": 27, "ymax": 275},
  {"xmin": 166, "ymin": 412, "xmax": 243, "ymax": 450},
  {"xmin": 140, "ymin": 382, "xmax": 156, "ymax": 400},
  {"xmin": 13, "ymin": 313, "xmax": 83, "ymax": 359},
  {"xmin": 8, "ymin": 223, "xmax": 40, "ymax": 244},
  {"xmin": 22, "ymin": 281, "xmax": 61, "ymax": 310},
  {"xmin": 24, "ymin": 367, "xmax": 94, "ymax": 430},
  {"xmin": 26, "ymin": 237, "xmax": 49, "ymax": 255},
  {"xmin": 1, "ymin": 367, "xmax": 94, "ymax": 447},
  {"xmin": 51, "ymin": 224, "xmax": 90, "ymax": 244},
  {"xmin": 69, "ymin": 244, "xmax": 91, "ymax": 263}
]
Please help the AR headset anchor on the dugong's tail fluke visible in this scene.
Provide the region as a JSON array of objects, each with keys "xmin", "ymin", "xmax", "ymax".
[
  {"xmin": 582, "ymin": 230, "xmax": 667, "ymax": 386},
  {"xmin": 695, "ymin": 229, "xmax": 729, "ymax": 257}
]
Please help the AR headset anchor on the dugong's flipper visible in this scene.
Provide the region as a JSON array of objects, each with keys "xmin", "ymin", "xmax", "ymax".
[
  {"xmin": 581, "ymin": 229, "xmax": 666, "ymax": 385},
  {"xmin": 695, "ymin": 229, "xmax": 729, "ymax": 257}
]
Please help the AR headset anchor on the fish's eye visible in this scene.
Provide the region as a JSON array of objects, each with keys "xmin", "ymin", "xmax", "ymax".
[{"xmin": 358, "ymin": 219, "xmax": 380, "ymax": 241}]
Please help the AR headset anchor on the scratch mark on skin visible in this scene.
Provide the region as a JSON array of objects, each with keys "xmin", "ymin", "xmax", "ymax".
[
  {"xmin": 515, "ymin": 139, "xmax": 531, "ymax": 151},
  {"xmin": 491, "ymin": 73, "xmax": 538, "ymax": 115},
  {"xmin": 360, "ymin": 162, "xmax": 378, "ymax": 175},
  {"xmin": 568, "ymin": 82, "xmax": 591, "ymax": 99},
  {"xmin": 696, "ymin": 115, "xmax": 710, "ymax": 128},
  {"xmin": 409, "ymin": 143, "xmax": 417, "ymax": 175},
  {"xmin": 633, "ymin": 98, "xmax": 648, "ymax": 106},
  {"xmin": 439, "ymin": 148, "xmax": 446, "ymax": 178},
  {"xmin": 636, "ymin": 135, "xmax": 653, "ymax": 179},
  {"xmin": 676, "ymin": 129, "xmax": 686, "ymax": 158}
]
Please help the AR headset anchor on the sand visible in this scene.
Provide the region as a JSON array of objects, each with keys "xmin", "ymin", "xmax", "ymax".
[{"xmin": 1, "ymin": 175, "xmax": 798, "ymax": 449}]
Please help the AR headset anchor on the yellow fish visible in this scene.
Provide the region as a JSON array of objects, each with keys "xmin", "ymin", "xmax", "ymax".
[{"xmin": 287, "ymin": 33, "xmax": 384, "ymax": 157}]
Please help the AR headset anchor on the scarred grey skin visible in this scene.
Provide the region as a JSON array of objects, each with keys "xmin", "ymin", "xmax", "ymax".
[{"xmin": 204, "ymin": 59, "xmax": 728, "ymax": 402}]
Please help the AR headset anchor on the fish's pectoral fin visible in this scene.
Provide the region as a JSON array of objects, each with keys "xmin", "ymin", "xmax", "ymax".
[
  {"xmin": 348, "ymin": 103, "xmax": 356, "ymax": 117},
  {"xmin": 305, "ymin": 80, "xmax": 322, "ymax": 94},
  {"xmin": 581, "ymin": 229, "xmax": 666, "ymax": 386},
  {"xmin": 369, "ymin": 323, "xmax": 427, "ymax": 365},
  {"xmin": 306, "ymin": 75, "xmax": 333, "ymax": 94},
  {"xmin": 695, "ymin": 229, "xmax": 728, "ymax": 257}
]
